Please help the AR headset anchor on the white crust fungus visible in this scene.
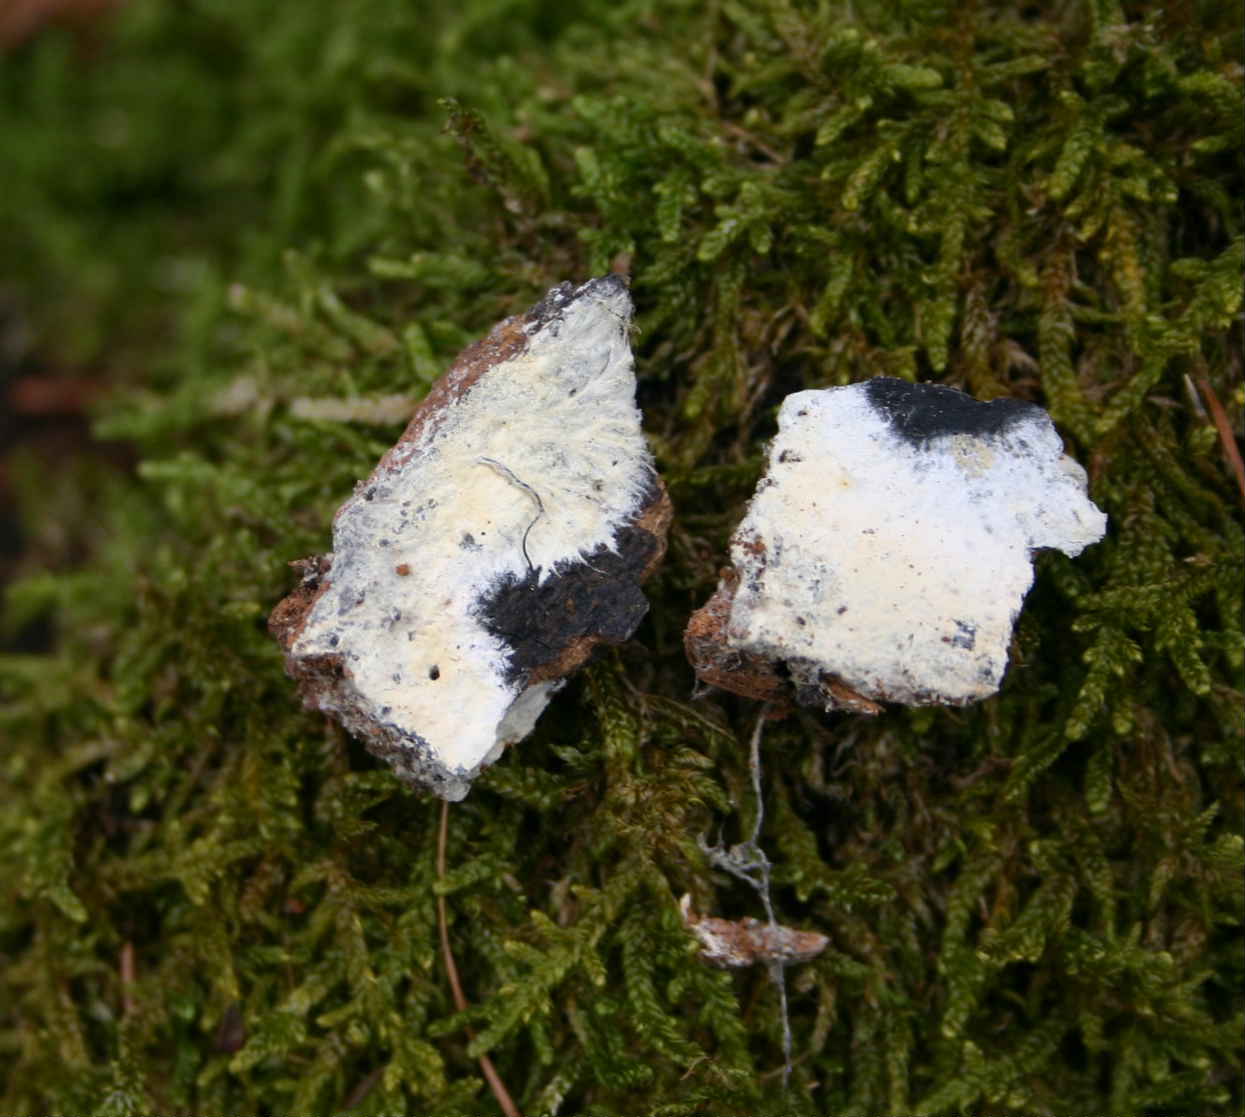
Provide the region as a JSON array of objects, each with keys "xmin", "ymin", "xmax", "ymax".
[
  {"xmin": 271, "ymin": 276, "xmax": 670, "ymax": 800},
  {"xmin": 685, "ymin": 378, "xmax": 1107, "ymax": 710}
]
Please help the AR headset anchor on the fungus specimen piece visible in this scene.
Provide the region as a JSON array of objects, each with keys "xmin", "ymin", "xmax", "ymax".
[
  {"xmin": 679, "ymin": 895, "xmax": 828, "ymax": 969},
  {"xmin": 685, "ymin": 378, "xmax": 1107, "ymax": 711},
  {"xmin": 271, "ymin": 276, "xmax": 670, "ymax": 800}
]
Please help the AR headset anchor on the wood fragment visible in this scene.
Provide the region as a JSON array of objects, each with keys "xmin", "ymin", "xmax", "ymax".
[{"xmin": 680, "ymin": 895, "xmax": 829, "ymax": 969}]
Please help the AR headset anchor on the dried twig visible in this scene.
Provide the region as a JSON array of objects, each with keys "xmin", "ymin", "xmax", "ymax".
[
  {"xmin": 437, "ymin": 801, "xmax": 521, "ymax": 1117},
  {"xmin": 1194, "ymin": 375, "xmax": 1245, "ymax": 508},
  {"xmin": 119, "ymin": 941, "xmax": 136, "ymax": 1018},
  {"xmin": 0, "ymin": 0, "xmax": 119, "ymax": 50},
  {"xmin": 7, "ymin": 375, "xmax": 103, "ymax": 415},
  {"xmin": 719, "ymin": 120, "xmax": 785, "ymax": 165},
  {"xmin": 339, "ymin": 1065, "xmax": 383, "ymax": 1111}
]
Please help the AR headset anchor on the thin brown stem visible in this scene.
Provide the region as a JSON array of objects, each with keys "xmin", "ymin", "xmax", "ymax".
[
  {"xmin": 340, "ymin": 1065, "xmax": 383, "ymax": 1110},
  {"xmin": 1195, "ymin": 375, "xmax": 1245, "ymax": 509},
  {"xmin": 437, "ymin": 800, "xmax": 522, "ymax": 1117},
  {"xmin": 719, "ymin": 120, "xmax": 785, "ymax": 165},
  {"xmin": 119, "ymin": 941, "xmax": 136, "ymax": 1018}
]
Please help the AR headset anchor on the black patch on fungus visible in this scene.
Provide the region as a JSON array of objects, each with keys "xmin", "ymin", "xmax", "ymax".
[
  {"xmin": 476, "ymin": 520, "xmax": 658, "ymax": 687},
  {"xmin": 794, "ymin": 683, "xmax": 823, "ymax": 707},
  {"xmin": 528, "ymin": 274, "xmax": 629, "ymax": 338},
  {"xmin": 863, "ymin": 377, "xmax": 1039, "ymax": 446},
  {"xmin": 780, "ymin": 657, "xmax": 825, "ymax": 709},
  {"xmin": 429, "ymin": 665, "xmax": 440, "ymax": 680},
  {"xmin": 949, "ymin": 620, "xmax": 977, "ymax": 650}
]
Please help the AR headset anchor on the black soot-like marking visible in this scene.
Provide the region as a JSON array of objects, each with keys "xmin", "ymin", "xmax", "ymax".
[
  {"xmin": 863, "ymin": 377, "xmax": 1039, "ymax": 446},
  {"xmin": 949, "ymin": 620, "xmax": 976, "ymax": 650},
  {"xmin": 476, "ymin": 521, "xmax": 657, "ymax": 687},
  {"xmin": 527, "ymin": 273, "xmax": 629, "ymax": 337},
  {"xmin": 527, "ymin": 281, "xmax": 575, "ymax": 332}
]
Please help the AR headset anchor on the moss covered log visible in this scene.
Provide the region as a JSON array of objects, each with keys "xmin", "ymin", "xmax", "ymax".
[{"xmin": 1, "ymin": 1, "xmax": 1241, "ymax": 1113}]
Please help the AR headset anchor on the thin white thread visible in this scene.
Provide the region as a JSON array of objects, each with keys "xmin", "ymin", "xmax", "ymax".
[
  {"xmin": 477, "ymin": 456, "xmax": 544, "ymax": 574},
  {"xmin": 699, "ymin": 702, "xmax": 794, "ymax": 1088}
]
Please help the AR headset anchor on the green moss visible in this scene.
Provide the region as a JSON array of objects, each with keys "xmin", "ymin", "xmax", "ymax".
[{"xmin": 1, "ymin": 1, "xmax": 1241, "ymax": 1113}]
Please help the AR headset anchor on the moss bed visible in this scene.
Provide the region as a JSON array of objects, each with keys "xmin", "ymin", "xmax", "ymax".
[{"xmin": 1, "ymin": 1, "xmax": 1241, "ymax": 1113}]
